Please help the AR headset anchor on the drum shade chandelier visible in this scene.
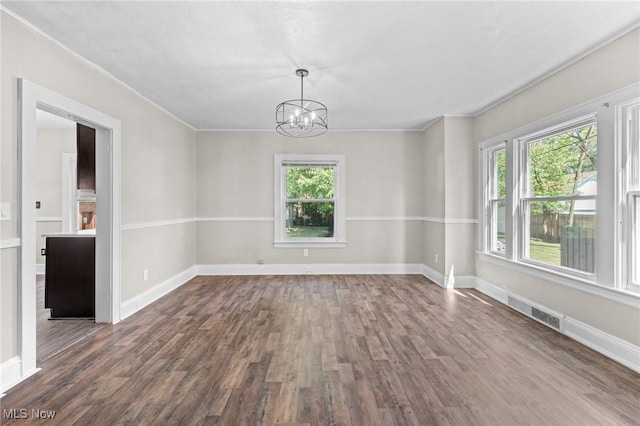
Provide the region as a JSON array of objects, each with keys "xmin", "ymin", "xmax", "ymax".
[{"xmin": 276, "ymin": 69, "xmax": 328, "ymax": 137}]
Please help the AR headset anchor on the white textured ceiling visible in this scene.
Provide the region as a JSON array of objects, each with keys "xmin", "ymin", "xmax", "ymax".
[{"xmin": 4, "ymin": 1, "xmax": 639, "ymax": 131}]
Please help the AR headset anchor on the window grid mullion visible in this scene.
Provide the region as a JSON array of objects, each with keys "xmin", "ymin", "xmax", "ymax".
[
  {"xmin": 286, "ymin": 198, "xmax": 336, "ymax": 203},
  {"xmin": 520, "ymin": 195, "xmax": 597, "ymax": 203}
]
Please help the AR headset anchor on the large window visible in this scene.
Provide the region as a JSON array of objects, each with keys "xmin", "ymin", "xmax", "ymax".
[
  {"xmin": 274, "ymin": 154, "xmax": 346, "ymax": 247},
  {"xmin": 519, "ymin": 117, "xmax": 597, "ymax": 274},
  {"xmin": 480, "ymin": 86, "xmax": 639, "ymax": 294}
]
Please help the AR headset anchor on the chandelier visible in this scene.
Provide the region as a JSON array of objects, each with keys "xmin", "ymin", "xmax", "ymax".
[{"xmin": 276, "ymin": 69, "xmax": 328, "ymax": 137}]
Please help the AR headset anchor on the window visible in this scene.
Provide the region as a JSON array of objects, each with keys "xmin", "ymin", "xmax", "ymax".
[
  {"xmin": 519, "ymin": 116, "xmax": 597, "ymax": 274},
  {"xmin": 487, "ymin": 148, "xmax": 506, "ymax": 254},
  {"xmin": 480, "ymin": 86, "xmax": 639, "ymax": 294},
  {"xmin": 274, "ymin": 154, "xmax": 346, "ymax": 247},
  {"xmin": 621, "ymin": 100, "xmax": 640, "ymax": 291}
]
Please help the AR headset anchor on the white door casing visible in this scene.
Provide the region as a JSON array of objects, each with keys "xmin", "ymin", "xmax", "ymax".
[{"xmin": 18, "ymin": 79, "xmax": 121, "ymax": 381}]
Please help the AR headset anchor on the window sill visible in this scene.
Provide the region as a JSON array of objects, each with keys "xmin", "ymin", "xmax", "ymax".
[
  {"xmin": 477, "ymin": 251, "xmax": 640, "ymax": 308},
  {"xmin": 273, "ymin": 240, "xmax": 347, "ymax": 249}
]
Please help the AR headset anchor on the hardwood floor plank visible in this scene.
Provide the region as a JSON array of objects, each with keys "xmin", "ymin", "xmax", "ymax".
[
  {"xmin": 35, "ymin": 275, "xmax": 104, "ymax": 363},
  {"xmin": 3, "ymin": 274, "xmax": 639, "ymax": 425}
]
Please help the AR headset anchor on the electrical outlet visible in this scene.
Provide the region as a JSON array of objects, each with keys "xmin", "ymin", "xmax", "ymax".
[
  {"xmin": 303, "ymin": 249, "xmax": 309, "ymax": 257},
  {"xmin": 36, "ymin": 201, "xmax": 41, "ymax": 209},
  {"xmin": 435, "ymin": 254, "xmax": 439, "ymax": 264},
  {"xmin": 143, "ymin": 269, "xmax": 149, "ymax": 281}
]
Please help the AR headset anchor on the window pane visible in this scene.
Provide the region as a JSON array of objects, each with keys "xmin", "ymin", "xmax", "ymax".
[
  {"xmin": 490, "ymin": 200, "xmax": 506, "ymax": 253},
  {"xmin": 528, "ymin": 123, "xmax": 597, "ymax": 197},
  {"xmin": 285, "ymin": 201, "xmax": 334, "ymax": 238},
  {"xmin": 494, "ymin": 149, "xmax": 506, "ymax": 198},
  {"xmin": 526, "ymin": 200, "xmax": 595, "ymax": 273},
  {"xmin": 286, "ymin": 167, "xmax": 334, "ymax": 199}
]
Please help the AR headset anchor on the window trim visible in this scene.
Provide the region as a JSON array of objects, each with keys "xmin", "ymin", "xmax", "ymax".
[{"xmin": 273, "ymin": 154, "xmax": 346, "ymax": 248}]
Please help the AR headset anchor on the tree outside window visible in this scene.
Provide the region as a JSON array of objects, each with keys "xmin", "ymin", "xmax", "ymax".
[
  {"xmin": 523, "ymin": 121, "xmax": 597, "ymax": 272},
  {"xmin": 285, "ymin": 166, "xmax": 335, "ymax": 238}
]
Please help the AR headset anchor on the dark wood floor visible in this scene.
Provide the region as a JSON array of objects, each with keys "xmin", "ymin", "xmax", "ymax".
[
  {"xmin": 36, "ymin": 275, "xmax": 104, "ymax": 363},
  {"xmin": 3, "ymin": 275, "xmax": 639, "ymax": 425}
]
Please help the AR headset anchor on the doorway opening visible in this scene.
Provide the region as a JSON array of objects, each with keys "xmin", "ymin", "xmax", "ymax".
[
  {"xmin": 19, "ymin": 79, "xmax": 121, "ymax": 382},
  {"xmin": 34, "ymin": 110, "xmax": 104, "ymax": 363}
]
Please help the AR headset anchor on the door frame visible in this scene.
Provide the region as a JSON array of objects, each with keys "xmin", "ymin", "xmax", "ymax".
[{"xmin": 18, "ymin": 79, "xmax": 121, "ymax": 379}]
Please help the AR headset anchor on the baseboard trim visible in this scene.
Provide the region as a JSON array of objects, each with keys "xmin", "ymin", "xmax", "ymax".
[
  {"xmin": 120, "ymin": 266, "xmax": 197, "ymax": 320},
  {"xmin": 564, "ymin": 317, "xmax": 640, "ymax": 374},
  {"xmin": 419, "ymin": 264, "xmax": 475, "ymax": 289},
  {"xmin": 472, "ymin": 277, "xmax": 640, "ymax": 373},
  {"xmin": 197, "ymin": 263, "xmax": 424, "ymax": 276},
  {"xmin": 473, "ymin": 277, "xmax": 509, "ymax": 304},
  {"xmin": 0, "ymin": 357, "xmax": 22, "ymax": 395},
  {"xmin": 453, "ymin": 275, "xmax": 476, "ymax": 289},
  {"xmin": 0, "ymin": 358, "xmax": 40, "ymax": 395},
  {"xmin": 421, "ymin": 264, "xmax": 446, "ymax": 287}
]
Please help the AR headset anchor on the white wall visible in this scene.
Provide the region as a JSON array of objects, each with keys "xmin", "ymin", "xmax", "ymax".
[
  {"xmin": 422, "ymin": 119, "xmax": 445, "ymax": 274},
  {"xmin": 421, "ymin": 117, "xmax": 476, "ymax": 278},
  {"xmin": 1, "ymin": 11, "xmax": 197, "ymax": 363},
  {"xmin": 196, "ymin": 131, "xmax": 425, "ymax": 266},
  {"xmin": 472, "ymin": 28, "xmax": 640, "ymax": 345},
  {"xmin": 34, "ymin": 128, "xmax": 75, "ymax": 267},
  {"xmin": 444, "ymin": 117, "xmax": 475, "ymax": 278}
]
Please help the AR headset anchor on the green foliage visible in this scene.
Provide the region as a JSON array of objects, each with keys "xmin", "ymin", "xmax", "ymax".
[
  {"xmin": 287, "ymin": 167, "xmax": 334, "ymax": 199},
  {"xmin": 286, "ymin": 225, "xmax": 331, "ymax": 238},
  {"xmin": 528, "ymin": 238, "xmax": 561, "ymax": 265},
  {"xmin": 529, "ymin": 124, "xmax": 597, "ymax": 215},
  {"xmin": 286, "ymin": 166, "xmax": 335, "ymax": 220},
  {"xmin": 496, "ymin": 149, "xmax": 506, "ymax": 198}
]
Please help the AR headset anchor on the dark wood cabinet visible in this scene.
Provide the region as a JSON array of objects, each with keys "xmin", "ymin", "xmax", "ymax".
[
  {"xmin": 44, "ymin": 236, "xmax": 95, "ymax": 318},
  {"xmin": 77, "ymin": 123, "xmax": 96, "ymax": 192}
]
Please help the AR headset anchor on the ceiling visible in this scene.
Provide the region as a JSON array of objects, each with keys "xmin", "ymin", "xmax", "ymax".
[{"xmin": 4, "ymin": 1, "xmax": 639, "ymax": 131}]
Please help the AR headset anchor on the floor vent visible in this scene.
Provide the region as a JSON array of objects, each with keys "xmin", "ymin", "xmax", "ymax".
[{"xmin": 507, "ymin": 296, "xmax": 564, "ymax": 331}]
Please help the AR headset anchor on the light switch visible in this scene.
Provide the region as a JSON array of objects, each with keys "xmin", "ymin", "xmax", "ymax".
[{"xmin": 0, "ymin": 202, "xmax": 10, "ymax": 221}]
